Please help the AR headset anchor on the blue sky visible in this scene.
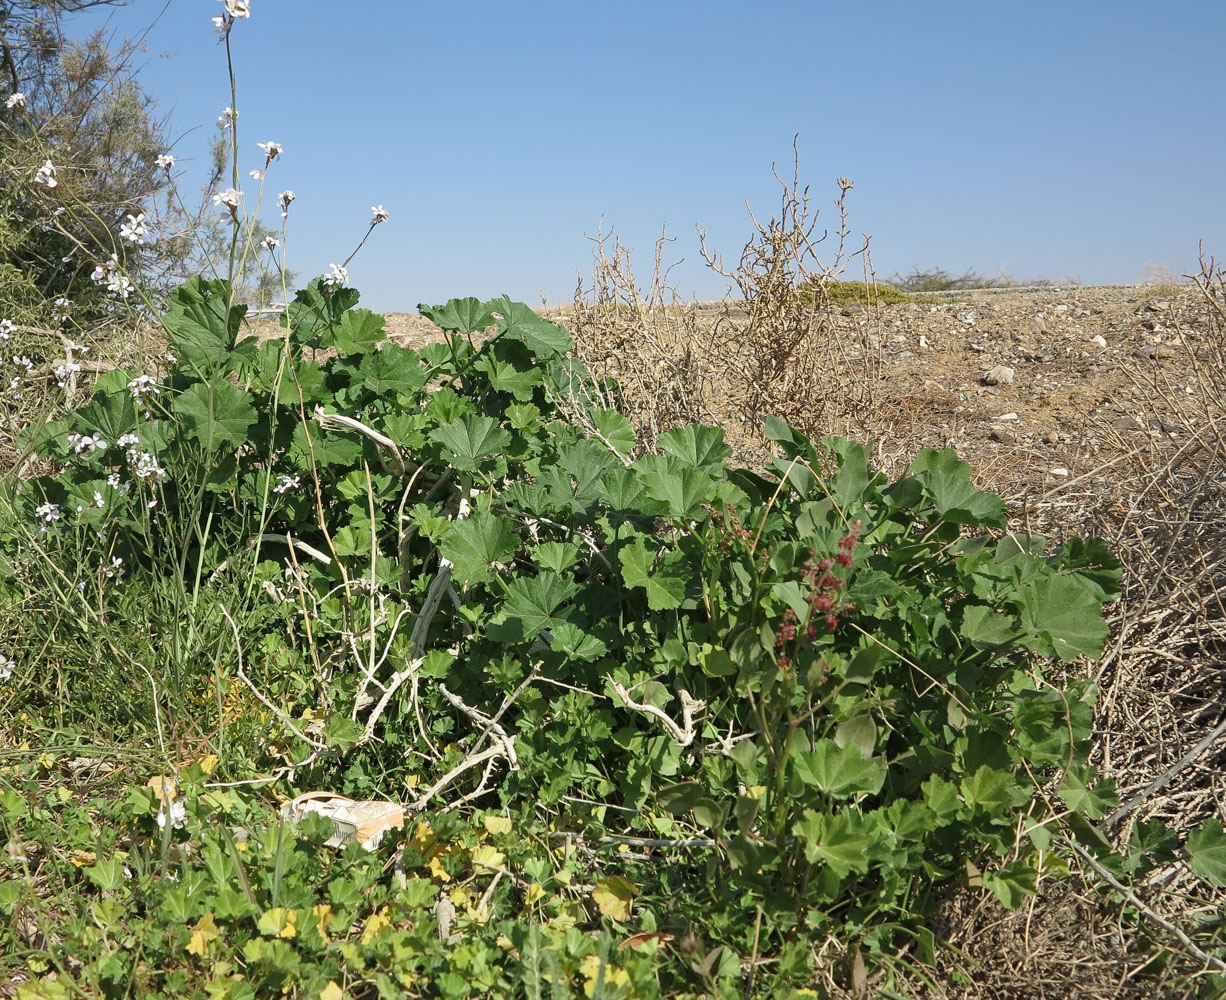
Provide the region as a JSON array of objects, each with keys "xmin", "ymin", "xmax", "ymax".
[{"xmin": 73, "ymin": 0, "xmax": 1226, "ymax": 314}]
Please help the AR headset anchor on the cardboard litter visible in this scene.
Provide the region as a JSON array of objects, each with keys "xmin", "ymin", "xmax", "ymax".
[{"xmin": 280, "ymin": 791, "xmax": 405, "ymax": 851}]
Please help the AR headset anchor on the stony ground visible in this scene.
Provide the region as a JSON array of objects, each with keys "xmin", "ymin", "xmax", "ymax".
[{"xmin": 379, "ymin": 282, "xmax": 1208, "ymax": 494}]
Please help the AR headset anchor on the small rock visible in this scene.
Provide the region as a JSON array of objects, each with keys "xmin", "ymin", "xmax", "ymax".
[
  {"xmin": 1090, "ymin": 335, "xmax": 1107, "ymax": 348},
  {"xmin": 983, "ymin": 365, "xmax": 1015, "ymax": 386},
  {"xmin": 1143, "ymin": 299, "xmax": 1173, "ymax": 313},
  {"xmin": 1044, "ymin": 430, "xmax": 1059, "ymax": 444},
  {"xmin": 1149, "ymin": 418, "xmax": 1187, "ymax": 435},
  {"xmin": 1049, "ymin": 467, "xmax": 1070, "ymax": 477},
  {"xmin": 1029, "ymin": 314, "xmax": 1047, "ymax": 334},
  {"xmin": 1136, "ymin": 344, "xmax": 1177, "ymax": 360},
  {"xmin": 1054, "ymin": 304, "xmax": 1069, "ymax": 314},
  {"xmin": 989, "ymin": 430, "xmax": 1016, "ymax": 444},
  {"xmin": 918, "ymin": 334, "xmax": 928, "ymax": 349},
  {"xmin": 1111, "ymin": 416, "xmax": 1146, "ymax": 432},
  {"xmin": 841, "ymin": 303, "xmax": 867, "ymax": 317},
  {"xmin": 996, "ymin": 412, "xmax": 1019, "ymax": 421},
  {"xmin": 957, "ymin": 310, "xmax": 980, "ymax": 325}
]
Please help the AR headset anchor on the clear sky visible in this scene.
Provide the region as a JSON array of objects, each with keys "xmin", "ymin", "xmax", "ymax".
[{"xmin": 70, "ymin": 0, "xmax": 1226, "ymax": 314}]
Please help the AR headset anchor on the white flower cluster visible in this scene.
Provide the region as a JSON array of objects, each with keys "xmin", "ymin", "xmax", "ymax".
[
  {"xmin": 157, "ymin": 796, "xmax": 187, "ymax": 830},
  {"xmin": 35, "ymin": 502, "xmax": 60, "ymax": 532},
  {"xmin": 53, "ymin": 362, "xmax": 81, "ymax": 388},
  {"xmin": 90, "ymin": 255, "xmax": 132, "ymax": 299},
  {"xmin": 155, "ymin": 152, "xmax": 175, "ymax": 171},
  {"xmin": 118, "ymin": 433, "xmax": 167, "ymax": 485},
  {"xmin": 0, "ymin": 319, "xmax": 13, "ymax": 342},
  {"xmin": 277, "ymin": 189, "xmax": 295, "ymax": 218},
  {"xmin": 273, "ymin": 473, "xmax": 300, "ymax": 494},
  {"xmin": 5, "ymin": 92, "xmax": 26, "ymax": 111},
  {"xmin": 0, "ymin": 654, "xmax": 14, "ymax": 682},
  {"xmin": 119, "ymin": 213, "xmax": 148, "ymax": 245},
  {"xmin": 370, "ymin": 205, "xmax": 389, "ymax": 225},
  {"xmin": 34, "ymin": 160, "xmax": 57, "ymax": 188},
  {"xmin": 323, "ymin": 263, "xmax": 349, "ymax": 288},
  {"xmin": 55, "ymin": 298, "xmax": 71, "ymax": 323},
  {"xmin": 127, "ymin": 375, "xmax": 159, "ymax": 406}
]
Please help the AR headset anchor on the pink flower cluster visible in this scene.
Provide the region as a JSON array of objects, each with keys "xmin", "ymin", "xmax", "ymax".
[{"xmin": 776, "ymin": 523, "xmax": 861, "ymax": 670}]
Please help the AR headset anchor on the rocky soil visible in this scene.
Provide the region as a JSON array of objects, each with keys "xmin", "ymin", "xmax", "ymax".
[{"xmin": 378, "ymin": 283, "xmax": 1212, "ymax": 495}]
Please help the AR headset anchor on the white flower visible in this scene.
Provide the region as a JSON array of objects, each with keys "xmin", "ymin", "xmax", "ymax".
[
  {"xmin": 119, "ymin": 213, "xmax": 148, "ymax": 244},
  {"xmin": 35, "ymin": 502, "xmax": 60, "ymax": 531},
  {"xmin": 133, "ymin": 452, "xmax": 167, "ymax": 483},
  {"xmin": 323, "ymin": 263, "xmax": 349, "ymax": 288},
  {"xmin": 106, "ymin": 472, "xmax": 122, "ymax": 489},
  {"xmin": 370, "ymin": 205, "xmax": 389, "ymax": 225},
  {"xmin": 117, "ymin": 433, "xmax": 139, "ymax": 448},
  {"xmin": 273, "ymin": 473, "xmax": 300, "ymax": 494},
  {"xmin": 90, "ymin": 255, "xmax": 132, "ymax": 298},
  {"xmin": 156, "ymin": 798, "xmax": 187, "ymax": 830},
  {"xmin": 53, "ymin": 362, "xmax": 81, "ymax": 387},
  {"xmin": 0, "ymin": 655, "xmax": 13, "ymax": 681},
  {"xmin": 93, "ymin": 491, "xmax": 106, "ymax": 508},
  {"xmin": 55, "ymin": 297, "xmax": 71, "ymax": 322},
  {"xmin": 66, "ymin": 432, "xmax": 107, "ymax": 455},
  {"xmin": 211, "ymin": 15, "xmax": 226, "ymax": 37},
  {"xmin": 276, "ymin": 189, "xmax": 295, "ymax": 218},
  {"xmin": 213, "ymin": 187, "xmax": 241, "ymax": 215},
  {"xmin": 5, "ymin": 92, "xmax": 26, "ymax": 111},
  {"xmin": 223, "ymin": 0, "xmax": 251, "ymax": 18},
  {"xmin": 127, "ymin": 375, "xmax": 159, "ymax": 405},
  {"xmin": 12, "ymin": 356, "xmax": 34, "ymax": 373},
  {"xmin": 257, "ymin": 140, "xmax": 282, "ymax": 163},
  {"xmin": 155, "ymin": 152, "xmax": 175, "ymax": 171},
  {"xmin": 249, "ymin": 169, "xmax": 263, "ymax": 181},
  {"xmin": 34, "ymin": 160, "xmax": 57, "ymax": 188},
  {"xmin": 263, "ymin": 235, "xmax": 279, "ymax": 251},
  {"xmin": 217, "ymin": 107, "xmax": 237, "ymax": 131},
  {"xmin": 104, "ymin": 556, "xmax": 125, "ymax": 580},
  {"xmin": 0, "ymin": 319, "xmax": 13, "ymax": 342},
  {"xmin": 67, "ymin": 341, "xmax": 88, "ymax": 354}
]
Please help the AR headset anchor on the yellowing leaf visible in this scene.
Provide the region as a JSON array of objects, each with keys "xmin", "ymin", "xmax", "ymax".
[
  {"xmin": 410, "ymin": 820, "xmax": 435, "ymax": 854},
  {"xmin": 257, "ymin": 907, "xmax": 297, "ymax": 939},
  {"xmin": 525, "ymin": 882, "xmax": 545, "ymax": 905},
  {"xmin": 318, "ymin": 981, "xmax": 344, "ymax": 1000},
  {"xmin": 592, "ymin": 875, "xmax": 636, "ymax": 921},
  {"xmin": 470, "ymin": 844, "xmax": 505, "ymax": 870},
  {"xmin": 361, "ymin": 907, "xmax": 392, "ymax": 945},
  {"xmin": 483, "ymin": 815, "xmax": 513, "ymax": 836},
  {"xmin": 448, "ymin": 885, "xmax": 474, "ymax": 909},
  {"xmin": 186, "ymin": 913, "xmax": 220, "ymax": 956},
  {"xmin": 69, "ymin": 849, "xmax": 96, "ymax": 867},
  {"xmin": 197, "ymin": 754, "xmax": 219, "ymax": 776},
  {"xmin": 426, "ymin": 850, "xmax": 451, "ymax": 882},
  {"xmin": 147, "ymin": 775, "xmax": 176, "ymax": 800},
  {"xmin": 579, "ymin": 954, "xmax": 630, "ymax": 998}
]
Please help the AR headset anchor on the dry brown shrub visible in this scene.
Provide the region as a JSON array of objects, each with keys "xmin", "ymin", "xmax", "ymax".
[{"xmin": 564, "ymin": 142, "xmax": 877, "ymax": 460}]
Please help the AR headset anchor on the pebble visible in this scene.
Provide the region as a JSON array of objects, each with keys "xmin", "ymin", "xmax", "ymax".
[
  {"xmin": 1090, "ymin": 335, "xmax": 1107, "ymax": 348},
  {"xmin": 957, "ymin": 310, "xmax": 980, "ymax": 325},
  {"xmin": 1050, "ymin": 467, "xmax": 1070, "ymax": 477},
  {"xmin": 1029, "ymin": 315, "xmax": 1047, "ymax": 334},
  {"xmin": 984, "ymin": 365, "xmax": 1015, "ymax": 386},
  {"xmin": 996, "ymin": 412, "xmax": 1019, "ymax": 421}
]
